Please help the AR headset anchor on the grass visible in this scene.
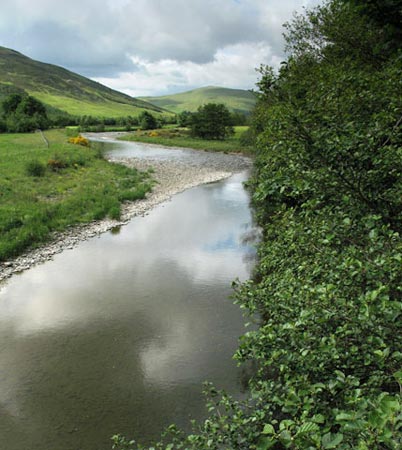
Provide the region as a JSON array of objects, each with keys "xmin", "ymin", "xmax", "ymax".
[
  {"xmin": 0, "ymin": 129, "xmax": 153, "ymax": 262},
  {"xmin": 140, "ymin": 86, "xmax": 256, "ymax": 115},
  {"xmin": 119, "ymin": 126, "xmax": 254, "ymax": 155},
  {"xmin": 30, "ymin": 91, "xmax": 172, "ymax": 119}
]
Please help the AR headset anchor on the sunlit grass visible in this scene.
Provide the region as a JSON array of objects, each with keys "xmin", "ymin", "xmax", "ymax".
[
  {"xmin": 0, "ymin": 129, "xmax": 152, "ymax": 261},
  {"xmin": 120, "ymin": 126, "xmax": 254, "ymax": 155}
]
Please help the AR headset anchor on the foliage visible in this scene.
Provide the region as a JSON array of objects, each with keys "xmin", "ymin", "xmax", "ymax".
[
  {"xmin": 0, "ymin": 130, "xmax": 152, "ymax": 261},
  {"xmin": 25, "ymin": 160, "xmax": 46, "ymax": 177},
  {"xmin": 68, "ymin": 135, "xmax": 90, "ymax": 147},
  {"xmin": 177, "ymin": 110, "xmax": 193, "ymax": 127},
  {"xmin": 139, "ymin": 111, "xmax": 158, "ymax": 130},
  {"xmin": 191, "ymin": 103, "xmax": 234, "ymax": 140},
  {"xmin": 114, "ymin": 0, "xmax": 401, "ymax": 448},
  {"xmin": 1, "ymin": 93, "xmax": 49, "ymax": 132}
]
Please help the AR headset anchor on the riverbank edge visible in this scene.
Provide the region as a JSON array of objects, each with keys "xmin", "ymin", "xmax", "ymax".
[
  {"xmin": 0, "ymin": 136, "xmax": 251, "ymax": 283},
  {"xmin": 116, "ymin": 130, "xmax": 254, "ymax": 155}
]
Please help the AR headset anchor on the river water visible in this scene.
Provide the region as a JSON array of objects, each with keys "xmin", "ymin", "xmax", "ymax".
[{"xmin": 0, "ymin": 142, "xmax": 256, "ymax": 450}]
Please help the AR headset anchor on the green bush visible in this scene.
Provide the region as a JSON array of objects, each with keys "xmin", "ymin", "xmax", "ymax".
[{"xmin": 26, "ymin": 160, "xmax": 46, "ymax": 177}]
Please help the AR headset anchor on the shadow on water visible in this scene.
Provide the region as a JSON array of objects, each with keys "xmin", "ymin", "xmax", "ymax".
[{"xmin": 0, "ymin": 144, "xmax": 258, "ymax": 450}]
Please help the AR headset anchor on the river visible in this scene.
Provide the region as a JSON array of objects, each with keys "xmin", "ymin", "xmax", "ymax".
[{"xmin": 0, "ymin": 141, "xmax": 256, "ymax": 450}]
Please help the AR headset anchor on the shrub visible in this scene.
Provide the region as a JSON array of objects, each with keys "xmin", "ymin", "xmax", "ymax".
[
  {"xmin": 191, "ymin": 103, "xmax": 234, "ymax": 140},
  {"xmin": 108, "ymin": 205, "xmax": 121, "ymax": 220},
  {"xmin": 47, "ymin": 158, "xmax": 67, "ymax": 171},
  {"xmin": 68, "ymin": 135, "xmax": 90, "ymax": 147},
  {"xmin": 26, "ymin": 160, "xmax": 46, "ymax": 177}
]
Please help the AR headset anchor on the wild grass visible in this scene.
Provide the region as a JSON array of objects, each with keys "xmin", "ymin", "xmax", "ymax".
[
  {"xmin": 119, "ymin": 126, "xmax": 254, "ymax": 155},
  {"xmin": 0, "ymin": 129, "xmax": 152, "ymax": 261},
  {"xmin": 30, "ymin": 92, "xmax": 172, "ymax": 118}
]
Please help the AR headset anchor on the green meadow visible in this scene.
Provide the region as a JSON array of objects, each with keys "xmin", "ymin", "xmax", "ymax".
[
  {"xmin": 0, "ymin": 130, "xmax": 152, "ymax": 261},
  {"xmin": 120, "ymin": 126, "xmax": 253, "ymax": 154},
  {"xmin": 141, "ymin": 86, "xmax": 256, "ymax": 115}
]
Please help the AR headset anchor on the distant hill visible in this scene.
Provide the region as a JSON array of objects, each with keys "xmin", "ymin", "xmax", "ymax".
[
  {"xmin": 141, "ymin": 86, "xmax": 256, "ymax": 115},
  {"xmin": 0, "ymin": 46, "xmax": 166, "ymax": 118}
]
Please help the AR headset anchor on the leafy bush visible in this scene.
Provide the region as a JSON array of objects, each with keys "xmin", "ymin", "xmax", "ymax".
[
  {"xmin": 47, "ymin": 157, "xmax": 67, "ymax": 171},
  {"xmin": 1, "ymin": 94, "xmax": 49, "ymax": 132},
  {"xmin": 26, "ymin": 160, "xmax": 46, "ymax": 177},
  {"xmin": 139, "ymin": 111, "xmax": 158, "ymax": 130},
  {"xmin": 68, "ymin": 135, "xmax": 90, "ymax": 147},
  {"xmin": 191, "ymin": 103, "xmax": 234, "ymax": 140}
]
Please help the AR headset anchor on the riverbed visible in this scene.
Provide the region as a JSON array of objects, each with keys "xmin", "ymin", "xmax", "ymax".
[{"xmin": 0, "ymin": 139, "xmax": 257, "ymax": 450}]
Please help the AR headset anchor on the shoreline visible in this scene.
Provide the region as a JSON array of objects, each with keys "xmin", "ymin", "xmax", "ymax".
[{"xmin": 0, "ymin": 136, "xmax": 251, "ymax": 283}]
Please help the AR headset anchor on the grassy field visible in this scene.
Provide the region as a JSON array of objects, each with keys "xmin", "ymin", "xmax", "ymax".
[
  {"xmin": 120, "ymin": 126, "xmax": 253, "ymax": 154},
  {"xmin": 0, "ymin": 130, "xmax": 152, "ymax": 262},
  {"xmin": 30, "ymin": 92, "xmax": 168, "ymax": 118},
  {"xmin": 140, "ymin": 86, "xmax": 256, "ymax": 115}
]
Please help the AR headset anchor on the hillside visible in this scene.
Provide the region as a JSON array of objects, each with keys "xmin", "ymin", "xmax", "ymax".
[
  {"xmin": 141, "ymin": 86, "xmax": 256, "ymax": 115},
  {"xmin": 0, "ymin": 46, "xmax": 166, "ymax": 118}
]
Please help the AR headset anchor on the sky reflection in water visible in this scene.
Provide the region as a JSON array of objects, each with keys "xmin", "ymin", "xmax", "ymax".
[{"xmin": 0, "ymin": 168, "xmax": 256, "ymax": 450}]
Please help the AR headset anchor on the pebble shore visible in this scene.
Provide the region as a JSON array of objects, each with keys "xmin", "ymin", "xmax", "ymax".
[{"xmin": 0, "ymin": 136, "xmax": 251, "ymax": 283}]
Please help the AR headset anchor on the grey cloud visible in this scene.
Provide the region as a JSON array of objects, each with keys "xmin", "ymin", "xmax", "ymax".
[{"xmin": 0, "ymin": 0, "xmax": 321, "ymax": 80}]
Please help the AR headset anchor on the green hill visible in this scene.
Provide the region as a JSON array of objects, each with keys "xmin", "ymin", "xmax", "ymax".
[
  {"xmin": 141, "ymin": 86, "xmax": 256, "ymax": 115},
  {"xmin": 0, "ymin": 46, "xmax": 166, "ymax": 118}
]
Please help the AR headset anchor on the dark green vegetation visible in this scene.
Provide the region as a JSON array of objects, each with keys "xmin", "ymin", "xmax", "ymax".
[
  {"xmin": 114, "ymin": 0, "xmax": 401, "ymax": 449},
  {"xmin": 140, "ymin": 86, "xmax": 256, "ymax": 115},
  {"xmin": 0, "ymin": 130, "xmax": 152, "ymax": 262},
  {"xmin": 190, "ymin": 103, "xmax": 233, "ymax": 140},
  {"xmin": 120, "ymin": 125, "xmax": 252, "ymax": 154},
  {"xmin": 1, "ymin": 93, "xmax": 49, "ymax": 132},
  {"xmin": 0, "ymin": 46, "xmax": 166, "ymax": 118},
  {"xmin": 139, "ymin": 111, "xmax": 159, "ymax": 130}
]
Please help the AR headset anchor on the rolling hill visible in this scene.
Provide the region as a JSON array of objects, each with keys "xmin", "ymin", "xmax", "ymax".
[
  {"xmin": 0, "ymin": 46, "xmax": 166, "ymax": 118},
  {"xmin": 141, "ymin": 86, "xmax": 256, "ymax": 115}
]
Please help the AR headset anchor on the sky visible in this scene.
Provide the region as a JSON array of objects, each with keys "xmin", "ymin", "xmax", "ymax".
[{"xmin": 0, "ymin": 0, "xmax": 321, "ymax": 97}]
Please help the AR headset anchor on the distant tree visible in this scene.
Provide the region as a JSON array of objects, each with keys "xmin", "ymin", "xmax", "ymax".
[
  {"xmin": 191, "ymin": 103, "xmax": 234, "ymax": 140},
  {"xmin": 17, "ymin": 95, "xmax": 47, "ymax": 117},
  {"xmin": 139, "ymin": 111, "xmax": 157, "ymax": 130},
  {"xmin": 2, "ymin": 93, "xmax": 23, "ymax": 116},
  {"xmin": 177, "ymin": 110, "xmax": 193, "ymax": 127},
  {"xmin": 230, "ymin": 111, "xmax": 248, "ymax": 126},
  {"xmin": 1, "ymin": 93, "xmax": 49, "ymax": 132}
]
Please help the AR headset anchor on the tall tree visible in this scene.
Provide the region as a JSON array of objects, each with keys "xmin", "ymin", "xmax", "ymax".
[{"xmin": 191, "ymin": 103, "xmax": 233, "ymax": 140}]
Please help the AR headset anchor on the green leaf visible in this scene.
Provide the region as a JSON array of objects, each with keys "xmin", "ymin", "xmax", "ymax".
[
  {"xmin": 297, "ymin": 422, "xmax": 319, "ymax": 435},
  {"xmin": 262, "ymin": 424, "xmax": 275, "ymax": 435},
  {"xmin": 322, "ymin": 433, "xmax": 343, "ymax": 449},
  {"xmin": 257, "ymin": 437, "xmax": 276, "ymax": 450}
]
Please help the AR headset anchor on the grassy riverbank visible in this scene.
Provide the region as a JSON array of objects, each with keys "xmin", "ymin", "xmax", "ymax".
[
  {"xmin": 0, "ymin": 130, "xmax": 152, "ymax": 262},
  {"xmin": 119, "ymin": 126, "xmax": 254, "ymax": 155}
]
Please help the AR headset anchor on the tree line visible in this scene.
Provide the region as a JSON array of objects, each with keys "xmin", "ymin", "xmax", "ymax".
[{"xmin": 0, "ymin": 92, "xmax": 247, "ymax": 137}]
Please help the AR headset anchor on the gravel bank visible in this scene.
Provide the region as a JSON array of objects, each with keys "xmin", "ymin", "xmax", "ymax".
[{"xmin": 0, "ymin": 137, "xmax": 251, "ymax": 283}]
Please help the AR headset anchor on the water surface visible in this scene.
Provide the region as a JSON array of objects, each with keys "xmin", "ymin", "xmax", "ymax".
[{"xmin": 0, "ymin": 143, "xmax": 256, "ymax": 450}]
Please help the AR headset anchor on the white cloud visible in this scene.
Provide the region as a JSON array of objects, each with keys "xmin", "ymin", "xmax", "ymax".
[
  {"xmin": 93, "ymin": 42, "xmax": 280, "ymax": 96},
  {"xmin": 0, "ymin": 0, "xmax": 322, "ymax": 95}
]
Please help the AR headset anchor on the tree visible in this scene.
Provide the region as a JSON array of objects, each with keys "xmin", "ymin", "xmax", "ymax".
[
  {"xmin": 190, "ymin": 103, "xmax": 233, "ymax": 140},
  {"xmin": 138, "ymin": 111, "xmax": 157, "ymax": 130},
  {"xmin": 1, "ymin": 94, "xmax": 49, "ymax": 132},
  {"xmin": 177, "ymin": 110, "xmax": 193, "ymax": 127},
  {"xmin": 2, "ymin": 93, "xmax": 23, "ymax": 116}
]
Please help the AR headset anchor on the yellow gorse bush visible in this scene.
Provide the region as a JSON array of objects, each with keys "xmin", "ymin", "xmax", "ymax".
[{"xmin": 68, "ymin": 135, "xmax": 90, "ymax": 147}]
